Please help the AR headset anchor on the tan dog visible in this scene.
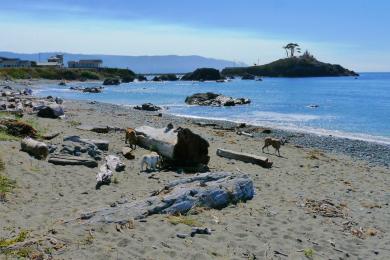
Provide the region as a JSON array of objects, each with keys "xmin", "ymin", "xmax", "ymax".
[
  {"xmin": 125, "ymin": 128, "xmax": 137, "ymax": 149},
  {"xmin": 262, "ymin": 137, "xmax": 281, "ymax": 156}
]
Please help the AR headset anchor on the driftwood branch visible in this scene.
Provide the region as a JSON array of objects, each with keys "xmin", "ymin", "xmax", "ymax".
[{"xmin": 216, "ymin": 148, "xmax": 273, "ymax": 168}]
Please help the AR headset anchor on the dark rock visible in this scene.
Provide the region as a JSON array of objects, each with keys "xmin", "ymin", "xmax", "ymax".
[
  {"xmin": 36, "ymin": 105, "xmax": 64, "ymax": 119},
  {"xmin": 82, "ymin": 87, "xmax": 103, "ymax": 93},
  {"xmin": 191, "ymin": 227, "xmax": 212, "ymax": 237},
  {"xmin": 134, "ymin": 103, "xmax": 162, "ymax": 111},
  {"xmin": 103, "ymin": 78, "xmax": 121, "ymax": 85},
  {"xmin": 59, "ymin": 81, "xmax": 66, "ymax": 86},
  {"xmin": 121, "ymin": 75, "xmax": 135, "ymax": 83},
  {"xmin": 137, "ymin": 75, "xmax": 147, "ymax": 81},
  {"xmin": 181, "ymin": 68, "xmax": 223, "ymax": 81},
  {"xmin": 153, "ymin": 74, "xmax": 178, "ymax": 81},
  {"xmin": 185, "ymin": 93, "xmax": 251, "ymax": 107}
]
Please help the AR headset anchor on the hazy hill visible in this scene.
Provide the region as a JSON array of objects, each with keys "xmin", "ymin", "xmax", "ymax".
[
  {"xmin": 222, "ymin": 55, "xmax": 358, "ymax": 77},
  {"xmin": 0, "ymin": 51, "xmax": 245, "ymax": 74}
]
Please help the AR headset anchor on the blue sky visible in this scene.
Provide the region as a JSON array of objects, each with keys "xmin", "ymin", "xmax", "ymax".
[{"xmin": 0, "ymin": 0, "xmax": 389, "ymax": 71}]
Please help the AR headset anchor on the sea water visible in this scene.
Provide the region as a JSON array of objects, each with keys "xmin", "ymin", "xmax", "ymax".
[{"xmin": 34, "ymin": 73, "xmax": 390, "ymax": 144}]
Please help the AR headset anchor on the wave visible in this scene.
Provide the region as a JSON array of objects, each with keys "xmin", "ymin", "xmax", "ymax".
[{"xmin": 169, "ymin": 113, "xmax": 390, "ymax": 145}]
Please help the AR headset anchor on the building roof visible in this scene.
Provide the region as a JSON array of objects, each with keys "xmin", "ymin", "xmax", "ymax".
[{"xmin": 79, "ymin": 59, "xmax": 103, "ymax": 63}]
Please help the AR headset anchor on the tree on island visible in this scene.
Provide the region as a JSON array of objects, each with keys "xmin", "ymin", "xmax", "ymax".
[{"xmin": 283, "ymin": 43, "xmax": 301, "ymax": 58}]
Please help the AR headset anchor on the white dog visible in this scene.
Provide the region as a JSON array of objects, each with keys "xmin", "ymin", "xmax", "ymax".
[{"xmin": 140, "ymin": 152, "xmax": 161, "ymax": 171}]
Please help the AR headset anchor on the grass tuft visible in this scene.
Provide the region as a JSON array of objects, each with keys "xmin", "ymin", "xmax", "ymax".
[{"xmin": 167, "ymin": 215, "xmax": 200, "ymax": 227}]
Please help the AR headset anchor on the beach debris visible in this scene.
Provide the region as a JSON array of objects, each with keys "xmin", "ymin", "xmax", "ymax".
[
  {"xmin": 216, "ymin": 148, "xmax": 273, "ymax": 168},
  {"xmin": 185, "ymin": 92, "xmax": 250, "ymax": 107},
  {"xmin": 36, "ymin": 104, "xmax": 64, "ymax": 118},
  {"xmin": 135, "ymin": 125, "xmax": 209, "ymax": 167},
  {"xmin": 53, "ymin": 137, "xmax": 103, "ymax": 161},
  {"xmin": 0, "ymin": 119, "xmax": 37, "ymax": 138},
  {"xmin": 21, "ymin": 137, "xmax": 49, "ymax": 159},
  {"xmin": 307, "ymin": 104, "xmax": 319, "ymax": 108},
  {"xmin": 190, "ymin": 227, "xmax": 211, "ymax": 237},
  {"xmin": 304, "ymin": 199, "xmax": 347, "ymax": 218},
  {"xmin": 133, "ymin": 103, "xmax": 162, "ymax": 111},
  {"xmin": 193, "ymin": 121, "xmax": 217, "ymax": 127},
  {"xmin": 79, "ymin": 172, "xmax": 254, "ymax": 224},
  {"xmin": 122, "ymin": 147, "xmax": 135, "ymax": 159},
  {"xmin": 48, "ymin": 155, "xmax": 98, "ymax": 168}
]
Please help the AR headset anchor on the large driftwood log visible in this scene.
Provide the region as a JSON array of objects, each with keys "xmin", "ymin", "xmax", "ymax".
[
  {"xmin": 21, "ymin": 137, "xmax": 49, "ymax": 159},
  {"xmin": 216, "ymin": 148, "xmax": 273, "ymax": 168},
  {"xmin": 80, "ymin": 172, "xmax": 254, "ymax": 224},
  {"xmin": 105, "ymin": 155, "xmax": 125, "ymax": 172},
  {"xmin": 48, "ymin": 155, "xmax": 98, "ymax": 168},
  {"xmin": 135, "ymin": 126, "xmax": 209, "ymax": 166}
]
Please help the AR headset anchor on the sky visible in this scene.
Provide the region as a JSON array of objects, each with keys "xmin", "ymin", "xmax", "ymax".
[{"xmin": 0, "ymin": 0, "xmax": 389, "ymax": 71}]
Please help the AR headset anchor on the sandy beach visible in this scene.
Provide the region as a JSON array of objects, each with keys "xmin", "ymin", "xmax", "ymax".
[{"xmin": 0, "ymin": 81, "xmax": 390, "ymax": 260}]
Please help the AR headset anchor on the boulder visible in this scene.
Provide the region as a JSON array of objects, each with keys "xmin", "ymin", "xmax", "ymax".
[
  {"xmin": 121, "ymin": 75, "xmax": 135, "ymax": 83},
  {"xmin": 82, "ymin": 87, "xmax": 103, "ymax": 93},
  {"xmin": 80, "ymin": 172, "xmax": 254, "ymax": 224},
  {"xmin": 153, "ymin": 74, "xmax": 178, "ymax": 81},
  {"xmin": 134, "ymin": 103, "xmax": 162, "ymax": 111},
  {"xmin": 181, "ymin": 68, "xmax": 223, "ymax": 81},
  {"xmin": 137, "ymin": 75, "xmax": 147, "ymax": 82},
  {"xmin": 36, "ymin": 104, "xmax": 64, "ymax": 119},
  {"xmin": 103, "ymin": 78, "xmax": 120, "ymax": 85},
  {"xmin": 185, "ymin": 93, "xmax": 251, "ymax": 107}
]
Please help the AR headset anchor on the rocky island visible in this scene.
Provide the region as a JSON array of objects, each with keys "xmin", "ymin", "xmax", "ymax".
[{"xmin": 222, "ymin": 51, "xmax": 358, "ymax": 78}]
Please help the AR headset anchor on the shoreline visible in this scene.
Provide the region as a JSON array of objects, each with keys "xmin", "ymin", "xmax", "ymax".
[{"xmin": 12, "ymin": 78, "xmax": 387, "ymax": 167}]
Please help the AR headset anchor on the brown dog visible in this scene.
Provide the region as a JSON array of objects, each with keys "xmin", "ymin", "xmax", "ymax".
[
  {"xmin": 125, "ymin": 128, "xmax": 137, "ymax": 149},
  {"xmin": 262, "ymin": 137, "xmax": 281, "ymax": 156}
]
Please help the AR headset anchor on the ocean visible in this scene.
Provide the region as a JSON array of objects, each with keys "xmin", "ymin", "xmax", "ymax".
[{"xmin": 34, "ymin": 73, "xmax": 390, "ymax": 144}]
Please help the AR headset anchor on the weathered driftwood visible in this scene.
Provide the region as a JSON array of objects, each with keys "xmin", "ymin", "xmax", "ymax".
[
  {"xmin": 42, "ymin": 131, "xmax": 61, "ymax": 140},
  {"xmin": 96, "ymin": 155, "xmax": 125, "ymax": 186},
  {"xmin": 21, "ymin": 137, "xmax": 49, "ymax": 159},
  {"xmin": 105, "ymin": 155, "xmax": 125, "ymax": 172},
  {"xmin": 216, "ymin": 148, "xmax": 273, "ymax": 168},
  {"xmin": 48, "ymin": 155, "xmax": 98, "ymax": 168},
  {"xmin": 63, "ymin": 136, "xmax": 109, "ymax": 151},
  {"xmin": 80, "ymin": 172, "xmax": 254, "ymax": 224},
  {"xmin": 77, "ymin": 124, "xmax": 123, "ymax": 133},
  {"xmin": 96, "ymin": 164, "xmax": 113, "ymax": 185},
  {"xmin": 135, "ymin": 126, "xmax": 209, "ymax": 166},
  {"xmin": 236, "ymin": 131, "xmax": 254, "ymax": 138}
]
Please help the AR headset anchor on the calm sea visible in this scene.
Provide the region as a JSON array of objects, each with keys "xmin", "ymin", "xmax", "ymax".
[{"xmin": 34, "ymin": 73, "xmax": 390, "ymax": 144}]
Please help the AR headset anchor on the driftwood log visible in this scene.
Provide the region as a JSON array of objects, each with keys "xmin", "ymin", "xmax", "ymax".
[
  {"xmin": 48, "ymin": 155, "xmax": 98, "ymax": 168},
  {"xmin": 80, "ymin": 172, "xmax": 254, "ymax": 224},
  {"xmin": 135, "ymin": 126, "xmax": 209, "ymax": 166},
  {"xmin": 216, "ymin": 148, "xmax": 273, "ymax": 168},
  {"xmin": 96, "ymin": 155, "xmax": 125, "ymax": 187},
  {"xmin": 21, "ymin": 137, "xmax": 49, "ymax": 159}
]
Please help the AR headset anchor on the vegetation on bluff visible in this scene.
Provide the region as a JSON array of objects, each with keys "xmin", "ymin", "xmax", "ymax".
[{"xmin": 0, "ymin": 67, "xmax": 136, "ymax": 81}]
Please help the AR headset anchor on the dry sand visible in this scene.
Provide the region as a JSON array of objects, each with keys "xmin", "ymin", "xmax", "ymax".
[{"xmin": 0, "ymin": 93, "xmax": 390, "ymax": 259}]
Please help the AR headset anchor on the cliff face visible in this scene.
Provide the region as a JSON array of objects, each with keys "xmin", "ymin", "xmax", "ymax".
[{"xmin": 222, "ymin": 57, "xmax": 358, "ymax": 77}]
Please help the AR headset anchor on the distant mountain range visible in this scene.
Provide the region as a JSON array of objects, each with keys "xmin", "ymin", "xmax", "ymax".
[{"xmin": 0, "ymin": 51, "xmax": 246, "ymax": 74}]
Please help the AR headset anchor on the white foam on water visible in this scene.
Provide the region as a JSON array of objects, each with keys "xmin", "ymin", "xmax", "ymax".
[{"xmin": 170, "ymin": 113, "xmax": 390, "ymax": 145}]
